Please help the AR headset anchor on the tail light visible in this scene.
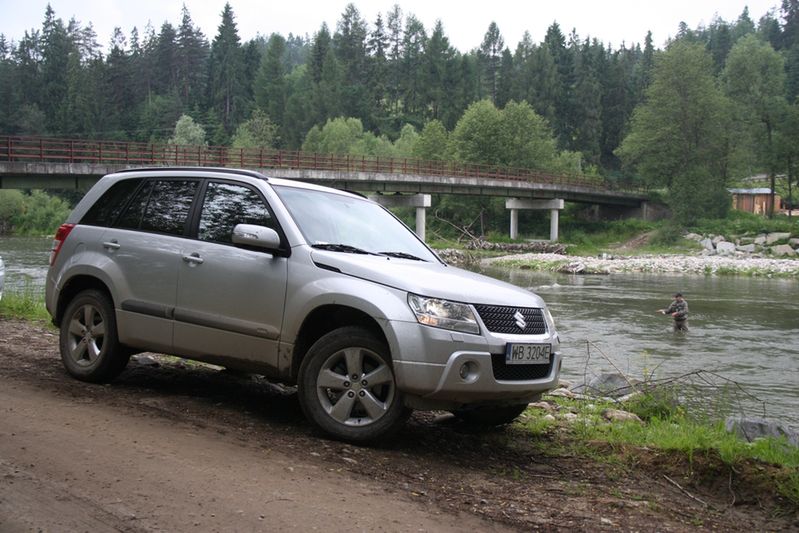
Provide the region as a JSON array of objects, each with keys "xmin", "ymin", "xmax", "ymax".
[{"xmin": 50, "ymin": 223, "xmax": 75, "ymax": 266}]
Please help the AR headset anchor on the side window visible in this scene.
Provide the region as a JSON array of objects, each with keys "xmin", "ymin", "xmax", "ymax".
[
  {"xmin": 115, "ymin": 179, "xmax": 198, "ymax": 236},
  {"xmin": 198, "ymin": 182, "xmax": 274, "ymax": 244},
  {"xmin": 81, "ymin": 178, "xmax": 142, "ymax": 227}
]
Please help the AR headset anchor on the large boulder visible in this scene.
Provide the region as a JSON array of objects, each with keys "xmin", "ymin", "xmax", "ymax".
[
  {"xmin": 771, "ymin": 244, "xmax": 797, "ymax": 257},
  {"xmin": 684, "ymin": 233, "xmax": 703, "ymax": 241},
  {"xmin": 736, "ymin": 244, "xmax": 757, "ymax": 253},
  {"xmin": 716, "ymin": 241, "xmax": 736, "ymax": 255},
  {"xmin": 725, "ymin": 417, "xmax": 799, "ymax": 447},
  {"xmin": 789, "ymin": 238, "xmax": 799, "ymax": 247},
  {"xmin": 754, "ymin": 235, "xmax": 767, "ymax": 245},
  {"xmin": 766, "ymin": 232, "xmax": 791, "ymax": 244},
  {"xmin": 583, "ymin": 372, "xmax": 641, "ymax": 398},
  {"xmin": 699, "ymin": 238, "xmax": 715, "ymax": 251}
]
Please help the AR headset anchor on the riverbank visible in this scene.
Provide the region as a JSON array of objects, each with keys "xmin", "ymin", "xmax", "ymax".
[{"xmin": 479, "ymin": 252, "xmax": 799, "ymax": 277}]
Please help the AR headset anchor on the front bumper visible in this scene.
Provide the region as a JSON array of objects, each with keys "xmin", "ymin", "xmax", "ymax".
[{"xmin": 388, "ymin": 319, "xmax": 561, "ymax": 406}]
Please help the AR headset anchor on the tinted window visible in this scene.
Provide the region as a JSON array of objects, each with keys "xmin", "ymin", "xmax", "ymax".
[
  {"xmin": 115, "ymin": 179, "xmax": 198, "ymax": 236},
  {"xmin": 198, "ymin": 182, "xmax": 273, "ymax": 244},
  {"xmin": 81, "ymin": 178, "xmax": 142, "ymax": 227}
]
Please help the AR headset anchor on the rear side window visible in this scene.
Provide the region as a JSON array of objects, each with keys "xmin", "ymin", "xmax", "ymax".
[
  {"xmin": 115, "ymin": 179, "xmax": 199, "ymax": 236},
  {"xmin": 81, "ymin": 178, "xmax": 142, "ymax": 227},
  {"xmin": 198, "ymin": 182, "xmax": 274, "ymax": 244}
]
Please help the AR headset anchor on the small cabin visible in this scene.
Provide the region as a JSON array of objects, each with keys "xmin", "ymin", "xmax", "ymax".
[{"xmin": 728, "ymin": 188, "xmax": 781, "ymax": 215}]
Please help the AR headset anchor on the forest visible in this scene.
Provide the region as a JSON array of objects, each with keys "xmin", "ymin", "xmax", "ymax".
[{"xmin": 1, "ymin": 1, "xmax": 799, "ymax": 229}]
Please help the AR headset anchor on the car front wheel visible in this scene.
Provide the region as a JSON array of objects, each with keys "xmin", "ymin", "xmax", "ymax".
[
  {"xmin": 59, "ymin": 289, "xmax": 130, "ymax": 383},
  {"xmin": 298, "ymin": 326, "xmax": 409, "ymax": 443}
]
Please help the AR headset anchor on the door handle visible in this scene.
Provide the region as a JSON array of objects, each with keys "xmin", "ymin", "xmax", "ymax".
[
  {"xmin": 182, "ymin": 253, "xmax": 204, "ymax": 265},
  {"xmin": 102, "ymin": 240, "xmax": 121, "ymax": 250}
]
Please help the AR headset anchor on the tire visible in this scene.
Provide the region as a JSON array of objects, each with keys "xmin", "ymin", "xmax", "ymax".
[
  {"xmin": 59, "ymin": 289, "xmax": 130, "ymax": 383},
  {"xmin": 453, "ymin": 403, "xmax": 529, "ymax": 426},
  {"xmin": 298, "ymin": 326, "xmax": 409, "ymax": 443}
]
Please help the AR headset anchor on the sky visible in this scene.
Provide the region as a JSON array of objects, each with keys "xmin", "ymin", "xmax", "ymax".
[{"xmin": 0, "ymin": 0, "xmax": 785, "ymax": 53}]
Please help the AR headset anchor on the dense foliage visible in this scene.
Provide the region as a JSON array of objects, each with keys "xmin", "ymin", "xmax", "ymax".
[{"xmin": 1, "ymin": 2, "xmax": 799, "ymax": 228}]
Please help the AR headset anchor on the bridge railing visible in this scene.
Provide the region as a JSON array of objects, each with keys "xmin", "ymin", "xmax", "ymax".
[{"xmin": 0, "ymin": 135, "xmax": 645, "ymax": 194}]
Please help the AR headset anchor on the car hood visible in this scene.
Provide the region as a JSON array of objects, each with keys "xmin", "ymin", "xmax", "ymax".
[{"xmin": 310, "ymin": 250, "xmax": 546, "ymax": 308}]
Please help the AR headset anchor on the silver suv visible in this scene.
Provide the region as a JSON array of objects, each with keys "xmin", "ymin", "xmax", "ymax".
[{"xmin": 46, "ymin": 167, "xmax": 561, "ymax": 442}]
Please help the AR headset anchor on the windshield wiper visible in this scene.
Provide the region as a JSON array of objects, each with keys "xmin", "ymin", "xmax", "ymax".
[
  {"xmin": 378, "ymin": 251, "xmax": 428, "ymax": 261},
  {"xmin": 311, "ymin": 243, "xmax": 381, "ymax": 256}
]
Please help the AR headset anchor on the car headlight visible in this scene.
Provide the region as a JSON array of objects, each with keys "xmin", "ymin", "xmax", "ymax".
[
  {"xmin": 544, "ymin": 306, "xmax": 556, "ymax": 331},
  {"xmin": 407, "ymin": 294, "xmax": 479, "ymax": 334}
]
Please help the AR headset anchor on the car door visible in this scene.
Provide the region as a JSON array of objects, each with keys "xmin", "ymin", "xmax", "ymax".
[
  {"xmin": 172, "ymin": 180, "xmax": 288, "ymax": 371},
  {"xmin": 103, "ymin": 178, "xmax": 200, "ymax": 352}
]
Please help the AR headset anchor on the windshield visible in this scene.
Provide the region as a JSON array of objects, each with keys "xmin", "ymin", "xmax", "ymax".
[{"xmin": 273, "ymin": 185, "xmax": 439, "ymax": 262}]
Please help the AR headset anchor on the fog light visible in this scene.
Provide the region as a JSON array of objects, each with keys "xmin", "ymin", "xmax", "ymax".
[{"xmin": 459, "ymin": 362, "xmax": 471, "ymax": 379}]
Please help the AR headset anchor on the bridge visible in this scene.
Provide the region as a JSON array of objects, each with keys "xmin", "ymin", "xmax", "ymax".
[{"xmin": 0, "ymin": 136, "xmax": 650, "ymax": 241}]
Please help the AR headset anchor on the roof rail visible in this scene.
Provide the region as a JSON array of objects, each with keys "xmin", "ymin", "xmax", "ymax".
[{"xmin": 113, "ymin": 166, "xmax": 269, "ymax": 180}]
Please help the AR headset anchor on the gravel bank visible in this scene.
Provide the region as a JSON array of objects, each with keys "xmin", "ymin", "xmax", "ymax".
[{"xmin": 482, "ymin": 253, "xmax": 799, "ymax": 277}]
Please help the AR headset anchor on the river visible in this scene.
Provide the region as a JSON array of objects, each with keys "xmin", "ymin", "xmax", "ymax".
[{"xmin": 2, "ymin": 236, "xmax": 798, "ymax": 428}]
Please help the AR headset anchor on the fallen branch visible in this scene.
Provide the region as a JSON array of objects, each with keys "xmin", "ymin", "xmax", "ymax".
[{"xmin": 663, "ymin": 474, "xmax": 708, "ymax": 508}]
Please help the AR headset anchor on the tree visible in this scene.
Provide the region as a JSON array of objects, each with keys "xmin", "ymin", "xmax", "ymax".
[
  {"xmin": 207, "ymin": 3, "xmax": 247, "ymax": 138},
  {"xmin": 413, "ymin": 120, "xmax": 450, "ymax": 160},
  {"xmin": 169, "ymin": 114, "xmax": 206, "ymax": 145},
  {"xmin": 254, "ymin": 34, "xmax": 287, "ymax": 130},
  {"xmin": 479, "ymin": 22, "xmax": 505, "ymax": 103},
  {"xmin": 231, "ymin": 108, "xmax": 279, "ymax": 148},
  {"xmin": 176, "ymin": 6, "xmax": 209, "ymax": 109},
  {"xmin": 723, "ymin": 35, "xmax": 787, "ymax": 217},
  {"xmin": 617, "ymin": 41, "xmax": 734, "ymax": 222},
  {"xmin": 334, "ymin": 4, "xmax": 369, "ymax": 121}
]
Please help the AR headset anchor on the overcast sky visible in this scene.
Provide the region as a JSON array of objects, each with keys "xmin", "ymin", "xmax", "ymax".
[{"xmin": 0, "ymin": 0, "xmax": 784, "ymax": 52}]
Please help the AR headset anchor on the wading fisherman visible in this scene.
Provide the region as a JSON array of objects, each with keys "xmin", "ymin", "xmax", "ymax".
[{"xmin": 658, "ymin": 292, "xmax": 688, "ymax": 331}]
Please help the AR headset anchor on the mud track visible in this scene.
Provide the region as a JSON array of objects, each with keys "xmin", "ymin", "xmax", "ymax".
[{"xmin": 0, "ymin": 318, "xmax": 796, "ymax": 531}]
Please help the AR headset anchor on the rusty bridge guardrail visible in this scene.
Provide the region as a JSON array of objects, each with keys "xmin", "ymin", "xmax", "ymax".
[{"xmin": 0, "ymin": 135, "xmax": 646, "ymax": 195}]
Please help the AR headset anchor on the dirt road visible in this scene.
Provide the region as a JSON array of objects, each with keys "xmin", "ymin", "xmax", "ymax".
[{"xmin": 0, "ymin": 318, "xmax": 795, "ymax": 532}]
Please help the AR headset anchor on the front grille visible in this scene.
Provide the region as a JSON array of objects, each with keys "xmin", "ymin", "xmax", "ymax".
[
  {"xmin": 491, "ymin": 354, "xmax": 554, "ymax": 381},
  {"xmin": 473, "ymin": 305, "xmax": 547, "ymax": 335}
]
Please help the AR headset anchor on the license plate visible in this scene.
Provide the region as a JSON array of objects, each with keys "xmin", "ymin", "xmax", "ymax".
[{"xmin": 505, "ymin": 343, "xmax": 551, "ymax": 365}]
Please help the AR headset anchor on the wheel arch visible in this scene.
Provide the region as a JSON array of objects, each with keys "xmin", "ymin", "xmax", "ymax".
[
  {"xmin": 55, "ymin": 275, "xmax": 114, "ymax": 325},
  {"xmin": 290, "ymin": 305, "xmax": 388, "ymax": 382}
]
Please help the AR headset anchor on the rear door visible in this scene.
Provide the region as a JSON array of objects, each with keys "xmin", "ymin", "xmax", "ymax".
[
  {"xmin": 102, "ymin": 178, "xmax": 200, "ymax": 352},
  {"xmin": 172, "ymin": 180, "xmax": 288, "ymax": 371}
]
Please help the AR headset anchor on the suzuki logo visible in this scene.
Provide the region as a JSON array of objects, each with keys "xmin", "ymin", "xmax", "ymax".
[{"xmin": 514, "ymin": 310, "xmax": 527, "ymax": 330}]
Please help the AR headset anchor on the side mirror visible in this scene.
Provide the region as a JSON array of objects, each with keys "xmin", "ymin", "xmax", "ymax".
[{"xmin": 232, "ymin": 224, "xmax": 281, "ymax": 251}]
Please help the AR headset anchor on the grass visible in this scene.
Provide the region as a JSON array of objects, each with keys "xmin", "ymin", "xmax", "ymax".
[
  {"xmin": 520, "ymin": 392, "xmax": 799, "ymax": 506},
  {"xmin": 0, "ymin": 283, "xmax": 49, "ymax": 321}
]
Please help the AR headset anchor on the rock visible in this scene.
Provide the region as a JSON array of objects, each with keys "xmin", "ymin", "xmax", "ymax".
[
  {"xmin": 132, "ymin": 354, "xmax": 160, "ymax": 367},
  {"xmin": 528, "ymin": 401, "xmax": 557, "ymax": 412},
  {"xmin": 712, "ymin": 235, "xmax": 726, "ymax": 245},
  {"xmin": 738, "ymin": 237, "xmax": 755, "ymax": 245},
  {"xmin": 584, "ymin": 372, "xmax": 641, "ymax": 398},
  {"xmin": 684, "ymin": 233, "xmax": 702, "ymax": 241},
  {"xmin": 542, "ymin": 414, "xmax": 557, "ymax": 422},
  {"xmin": 771, "ymin": 244, "xmax": 797, "ymax": 257},
  {"xmin": 699, "ymin": 238, "xmax": 715, "ymax": 251},
  {"xmin": 724, "ymin": 417, "xmax": 799, "ymax": 447},
  {"xmin": 561, "ymin": 413, "xmax": 578, "ymax": 423},
  {"xmin": 547, "ymin": 388, "xmax": 575, "ymax": 399},
  {"xmin": 716, "ymin": 241, "xmax": 736, "ymax": 255},
  {"xmin": 754, "ymin": 235, "xmax": 767, "ymax": 245},
  {"xmin": 789, "ymin": 238, "xmax": 799, "ymax": 247},
  {"xmin": 602, "ymin": 408, "xmax": 643, "ymax": 423},
  {"xmin": 557, "ymin": 378, "xmax": 574, "ymax": 389},
  {"xmin": 736, "ymin": 244, "xmax": 757, "ymax": 253},
  {"xmin": 766, "ymin": 232, "xmax": 791, "ymax": 244}
]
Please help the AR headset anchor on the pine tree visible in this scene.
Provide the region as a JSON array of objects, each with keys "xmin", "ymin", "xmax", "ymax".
[
  {"xmin": 254, "ymin": 34, "xmax": 287, "ymax": 131},
  {"xmin": 479, "ymin": 22, "xmax": 504, "ymax": 103},
  {"xmin": 177, "ymin": 6, "xmax": 209, "ymax": 110},
  {"xmin": 207, "ymin": 3, "xmax": 247, "ymax": 138}
]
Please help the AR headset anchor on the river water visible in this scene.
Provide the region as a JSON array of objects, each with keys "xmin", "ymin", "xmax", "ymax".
[{"xmin": 2, "ymin": 236, "xmax": 798, "ymax": 428}]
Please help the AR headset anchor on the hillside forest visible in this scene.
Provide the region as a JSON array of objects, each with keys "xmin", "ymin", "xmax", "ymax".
[{"xmin": 1, "ymin": 2, "xmax": 799, "ymax": 233}]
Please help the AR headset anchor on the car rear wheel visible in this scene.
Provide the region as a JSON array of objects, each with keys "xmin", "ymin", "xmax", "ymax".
[
  {"xmin": 452, "ymin": 403, "xmax": 529, "ymax": 426},
  {"xmin": 298, "ymin": 326, "xmax": 409, "ymax": 443},
  {"xmin": 59, "ymin": 289, "xmax": 130, "ymax": 383}
]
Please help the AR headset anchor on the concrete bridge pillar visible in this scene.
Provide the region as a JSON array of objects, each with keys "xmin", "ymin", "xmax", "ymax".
[
  {"xmin": 505, "ymin": 198, "xmax": 565, "ymax": 242},
  {"xmin": 369, "ymin": 193, "xmax": 432, "ymax": 241}
]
